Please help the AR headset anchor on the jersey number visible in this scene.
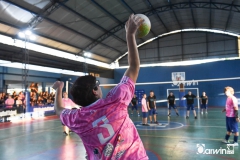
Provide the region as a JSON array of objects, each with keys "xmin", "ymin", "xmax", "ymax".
[{"xmin": 92, "ymin": 116, "xmax": 114, "ymax": 144}]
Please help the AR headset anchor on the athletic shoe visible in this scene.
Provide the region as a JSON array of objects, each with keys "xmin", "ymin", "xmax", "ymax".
[
  {"xmin": 176, "ymin": 113, "xmax": 179, "ymax": 116},
  {"xmin": 205, "ymin": 112, "xmax": 208, "ymax": 114},
  {"xmin": 232, "ymin": 142, "xmax": 239, "ymax": 146},
  {"xmin": 155, "ymin": 121, "xmax": 159, "ymax": 125},
  {"xmin": 63, "ymin": 131, "xmax": 68, "ymax": 136},
  {"xmin": 150, "ymin": 121, "xmax": 153, "ymax": 123},
  {"xmin": 145, "ymin": 123, "xmax": 150, "ymax": 126},
  {"xmin": 195, "ymin": 116, "xmax": 197, "ymax": 119},
  {"xmin": 186, "ymin": 116, "xmax": 189, "ymax": 119},
  {"xmin": 168, "ymin": 114, "xmax": 171, "ymax": 117},
  {"xmin": 138, "ymin": 114, "xmax": 140, "ymax": 117},
  {"xmin": 201, "ymin": 112, "xmax": 203, "ymax": 114},
  {"xmin": 131, "ymin": 113, "xmax": 133, "ymax": 115},
  {"xmin": 222, "ymin": 140, "xmax": 230, "ymax": 144}
]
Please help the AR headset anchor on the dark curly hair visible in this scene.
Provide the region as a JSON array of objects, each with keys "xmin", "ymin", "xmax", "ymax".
[{"xmin": 70, "ymin": 75, "xmax": 98, "ymax": 107}]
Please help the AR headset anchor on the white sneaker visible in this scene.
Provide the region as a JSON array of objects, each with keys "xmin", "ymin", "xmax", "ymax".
[
  {"xmin": 138, "ymin": 114, "xmax": 140, "ymax": 117},
  {"xmin": 232, "ymin": 142, "xmax": 239, "ymax": 146},
  {"xmin": 205, "ymin": 112, "xmax": 208, "ymax": 114},
  {"xmin": 201, "ymin": 112, "xmax": 203, "ymax": 114},
  {"xmin": 222, "ymin": 140, "xmax": 230, "ymax": 144}
]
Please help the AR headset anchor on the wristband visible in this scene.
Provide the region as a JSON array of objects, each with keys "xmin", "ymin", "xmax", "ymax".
[{"xmin": 234, "ymin": 110, "xmax": 239, "ymax": 118}]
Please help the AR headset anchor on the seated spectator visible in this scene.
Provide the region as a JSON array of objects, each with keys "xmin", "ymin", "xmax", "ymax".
[
  {"xmin": 5, "ymin": 94, "xmax": 14, "ymax": 109},
  {"xmin": 30, "ymin": 92, "xmax": 37, "ymax": 107},
  {"xmin": 37, "ymin": 96, "xmax": 44, "ymax": 107},
  {"xmin": 0, "ymin": 93, "xmax": 4, "ymax": 109},
  {"xmin": 3, "ymin": 93, "xmax": 7, "ymax": 101},
  {"xmin": 42, "ymin": 91, "xmax": 48, "ymax": 105},
  {"xmin": 50, "ymin": 92, "xmax": 55, "ymax": 102},
  {"xmin": 18, "ymin": 91, "xmax": 25, "ymax": 101},
  {"xmin": 12, "ymin": 91, "xmax": 18, "ymax": 101},
  {"xmin": 47, "ymin": 94, "xmax": 52, "ymax": 105},
  {"xmin": 16, "ymin": 96, "xmax": 23, "ymax": 113}
]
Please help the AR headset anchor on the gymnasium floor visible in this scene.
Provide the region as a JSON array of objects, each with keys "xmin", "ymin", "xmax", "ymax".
[{"xmin": 0, "ymin": 107, "xmax": 239, "ymax": 160}]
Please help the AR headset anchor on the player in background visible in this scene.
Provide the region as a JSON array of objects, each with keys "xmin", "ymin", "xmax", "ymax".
[
  {"xmin": 62, "ymin": 91, "xmax": 79, "ymax": 135},
  {"xmin": 147, "ymin": 91, "xmax": 159, "ymax": 124},
  {"xmin": 167, "ymin": 92, "xmax": 179, "ymax": 117},
  {"xmin": 222, "ymin": 86, "xmax": 239, "ymax": 146},
  {"xmin": 182, "ymin": 91, "xmax": 198, "ymax": 119},
  {"xmin": 141, "ymin": 94, "xmax": 149, "ymax": 126},
  {"xmin": 131, "ymin": 94, "xmax": 140, "ymax": 116},
  {"xmin": 200, "ymin": 92, "xmax": 208, "ymax": 114}
]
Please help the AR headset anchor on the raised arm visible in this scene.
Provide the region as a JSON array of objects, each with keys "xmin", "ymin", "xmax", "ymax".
[
  {"xmin": 52, "ymin": 81, "xmax": 65, "ymax": 116},
  {"xmin": 124, "ymin": 14, "xmax": 143, "ymax": 83}
]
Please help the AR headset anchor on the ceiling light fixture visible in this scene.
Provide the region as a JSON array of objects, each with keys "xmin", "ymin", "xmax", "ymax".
[{"xmin": 18, "ymin": 29, "xmax": 36, "ymax": 41}]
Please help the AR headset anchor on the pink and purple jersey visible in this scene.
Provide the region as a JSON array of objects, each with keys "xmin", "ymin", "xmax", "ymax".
[
  {"xmin": 60, "ymin": 76, "xmax": 148, "ymax": 160},
  {"xmin": 226, "ymin": 96, "xmax": 238, "ymax": 117},
  {"xmin": 141, "ymin": 98, "xmax": 148, "ymax": 112},
  {"xmin": 62, "ymin": 98, "xmax": 75, "ymax": 109}
]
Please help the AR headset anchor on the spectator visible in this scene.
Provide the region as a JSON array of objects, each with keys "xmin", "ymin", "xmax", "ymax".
[
  {"xmin": 5, "ymin": 94, "xmax": 14, "ymax": 109},
  {"xmin": 16, "ymin": 96, "xmax": 23, "ymax": 113}
]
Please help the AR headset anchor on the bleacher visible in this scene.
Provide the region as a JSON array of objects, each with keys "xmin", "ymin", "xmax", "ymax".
[
  {"xmin": 0, "ymin": 104, "xmax": 56, "ymax": 123},
  {"xmin": 0, "ymin": 108, "xmax": 17, "ymax": 122}
]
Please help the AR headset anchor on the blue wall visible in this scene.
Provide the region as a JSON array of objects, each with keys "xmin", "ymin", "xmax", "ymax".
[
  {"xmin": 114, "ymin": 59, "xmax": 240, "ymax": 107},
  {"xmin": 2, "ymin": 59, "xmax": 240, "ymax": 108}
]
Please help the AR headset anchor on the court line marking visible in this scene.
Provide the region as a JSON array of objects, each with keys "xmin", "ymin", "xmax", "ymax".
[
  {"xmin": 136, "ymin": 121, "xmax": 184, "ymax": 130},
  {"xmin": 0, "ymin": 126, "xmax": 64, "ymax": 142},
  {"xmin": 140, "ymin": 135, "xmax": 222, "ymax": 141},
  {"xmin": 0, "ymin": 118, "xmax": 60, "ymax": 130},
  {"xmin": 146, "ymin": 149, "xmax": 162, "ymax": 160},
  {"xmin": 184, "ymin": 125, "xmax": 226, "ymax": 128}
]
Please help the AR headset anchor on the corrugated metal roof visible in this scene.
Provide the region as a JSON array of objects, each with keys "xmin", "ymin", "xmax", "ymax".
[{"xmin": 0, "ymin": 0, "xmax": 239, "ymax": 73}]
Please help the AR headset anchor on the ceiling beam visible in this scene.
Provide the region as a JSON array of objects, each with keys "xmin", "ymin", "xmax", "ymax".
[
  {"xmin": 209, "ymin": 0, "xmax": 212, "ymax": 29},
  {"xmin": 2, "ymin": 0, "xmax": 122, "ymax": 56},
  {"xmin": 120, "ymin": 0, "xmax": 156, "ymax": 37},
  {"xmin": 91, "ymin": 0, "xmax": 122, "ymax": 23},
  {"xmin": 225, "ymin": 0, "xmax": 235, "ymax": 31},
  {"xmin": 28, "ymin": 1, "xmax": 63, "ymax": 29},
  {"xmin": 169, "ymin": 1, "xmax": 182, "ymax": 29},
  {"xmin": 58, "ymin": 2, "xmax": 126, "ymax": 44},
  {"xmin": 145, "ymin": 0, "xmax": 169, "ymax": 32},
  {"xmin": 189, "ymin": 0, "xmax": 197, "ymax": 28},
  {"xmin": 0, "ymin": 20, "xmax": 112, "ymax": 63}
]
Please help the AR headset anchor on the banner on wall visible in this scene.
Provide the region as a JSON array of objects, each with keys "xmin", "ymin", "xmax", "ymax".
[{"xmin": 172, "ymin": 72, "xmax": 198, "ymax": 87}]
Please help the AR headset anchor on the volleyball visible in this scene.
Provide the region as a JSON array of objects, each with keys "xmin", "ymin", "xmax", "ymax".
[{"xmin": 135, "ymin": 14, "xmax": 151, "ymax": 38}]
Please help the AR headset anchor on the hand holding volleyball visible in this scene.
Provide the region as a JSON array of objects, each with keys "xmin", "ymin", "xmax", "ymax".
[
  {"xmin": 135, "ymin": 14, "xmax": 151, "ymax": 38},
  {"xmin": 125, "ymin": 14, "xmax": 151, "ymax": 38},
  {"xmin": 125, "ymin": 14, "xmax": 144, "ymax": 36}
]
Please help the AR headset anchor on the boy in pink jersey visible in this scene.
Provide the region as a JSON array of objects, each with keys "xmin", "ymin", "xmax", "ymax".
[
  {"xmin": 222, "ymin": 86, "xmax": 239, "ymax": 146},
  {"xmin": 52, "ymin": 14, "xmax": 148, "ymax": 160},
  {"xmin": 62, "ymin": 92, "xmax": 77, "ymax": 109},
  {"xmin": 62, "ymin": 91, "xmax": 79, "ymax": 135},
  {"xmin": 141, "ymin": 94, "xmax": 149, "ymax": 126}
]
